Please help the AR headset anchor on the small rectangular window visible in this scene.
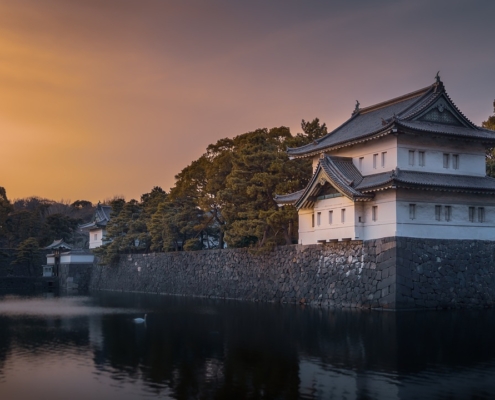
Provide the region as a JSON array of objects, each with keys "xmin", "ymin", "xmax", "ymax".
[
  {"xmin": 418, "ymin": 151, "xmax": 425, "ymax": 167},
  {"xmin": 452, "ymin": 154, "xmax": 459, "ymax": 169},
  {"xmin": 341, "ymin": 209, "xmax": 346, "ymax": 223},
  {"xmin": 359, "ymin": 157, "xmax": 364, "ymax": 172},
  {"xmin": 372, "ymin": 206, "xmax": 378, "ymax": 221},
  {"xmin": 373, "ymin": 154, "xmax": 378, "ymax": 169},
  {"xmin": 445, "ymin": 206, "xmax": 452, "ymax": 221},
  {"xmin": 408, "ymin": 150, "xmax": 415, "ymax": 166},
  {"xmin": 478, "ymin": 207, "xmax": 485, "ymax": 223},
  {"xmin": 317, "ymin": 212, "xmax": 321, "ymax": 226},
  {"xmin": 94, "ymin": 233, "xmax": 97, "ymax": 241},
  {"xmin": 329, "ymin": 210, "xmax": 333, "ymax": 225},
  {"xmin": 469, "ymin": 207, "xmax": 475, "ymax": 222},
  {"xmin": 381, "ymin": 152, "xmax": 386, "ymax": 167},
  {"xmin": 435, "ymin": 205, "xmax": 441, "ymax": 221},
  {"xmin": 443, "ymin": 153, "xmax": 450, "ymax": 168},
  {"xmin": 312, "ymin": 214, "xmax": 315, "ymax": 228},
  {"xmin": 409, "ymin": 204, "xmax": 416, "ymax": 220}
]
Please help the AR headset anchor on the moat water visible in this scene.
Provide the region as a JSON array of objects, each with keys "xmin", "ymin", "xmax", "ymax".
[{"xmin": 0, "ymin": 291, "xmax": 494, "ymax": 400}]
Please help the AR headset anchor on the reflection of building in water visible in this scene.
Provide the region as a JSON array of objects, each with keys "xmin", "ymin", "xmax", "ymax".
[{"xmin": 299, "ymin": 358, "xmax": 399, "ymax": 399}]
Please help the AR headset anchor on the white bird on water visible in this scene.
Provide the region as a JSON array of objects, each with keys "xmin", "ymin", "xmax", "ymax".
[{"xmin": 133, "ymin": 314, "xmax": 147, "ymax": 324}]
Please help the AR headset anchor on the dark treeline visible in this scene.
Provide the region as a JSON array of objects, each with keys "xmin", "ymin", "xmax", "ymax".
[
  {"xmin": 2, "ymin": 104, "xmax": 494, "ymax": 270},
  {"xmin": 95, "ymin": 119, "xmax": 329, "ymax": 264},
  {"xmin": 0, "ymin": 192, "xmax": 95, "ymax": 274}
]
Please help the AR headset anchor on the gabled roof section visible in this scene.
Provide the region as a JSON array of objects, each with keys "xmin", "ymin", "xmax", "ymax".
[
  {"xmin": 274, "ymin": 189, "xmax": 305, "ymax": 205},
  {"xmin": 44, "ymin": 239, "xmax": 72, "ymax": 251},
  {"xmin": 79, "ymin": 203, "xmax": 112, "ymax": 231},
  {"xmin": 288, "ymin": 78, "xmax": 495, "ymax": 158},
  {"xmin": 356, "ymin": 169, "xmax": 495, "ymax": 194},
  {"xmin": 275, "ymin": 156, "xmax": 373, "ymax": 209}
]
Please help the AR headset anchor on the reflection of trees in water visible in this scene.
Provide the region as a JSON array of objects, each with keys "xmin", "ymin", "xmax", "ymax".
[
  {"xmin": 0, "ymin": 313, "xmax": 91, "ymax": 382},
  {"xmin": 94, "ymin": 292, "xmax": 495, "ymax": 399},
  {"xmin": 0, "ymin": 316, "xmax": 11, "ymax": 375}
]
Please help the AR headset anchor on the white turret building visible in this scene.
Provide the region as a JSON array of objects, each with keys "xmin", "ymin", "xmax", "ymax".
[
  {"xmin": 79, "ymin": 203, "xmax": 112, "ymax": 249},
  {"xmin": 276, "ymin": 77, "xmax": 495, "ymax": 244}
]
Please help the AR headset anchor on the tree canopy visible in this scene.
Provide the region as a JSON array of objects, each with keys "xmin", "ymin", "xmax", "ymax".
[{"xmin": 483, "ymin": 101, "xmax": 495, "ymax": 176}]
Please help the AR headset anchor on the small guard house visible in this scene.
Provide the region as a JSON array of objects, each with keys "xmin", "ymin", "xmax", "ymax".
[
  {"xmin": 276, "ymin": 76, "xmax": 495, "ymax": 244},
  {"xmin": 79, "ymin": 203, "xmax": 112, "ymax": 249}
]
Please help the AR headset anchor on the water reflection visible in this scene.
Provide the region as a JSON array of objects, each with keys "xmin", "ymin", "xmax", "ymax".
[{"xmin": 0, "ymin": 292, "xmax": 494, "ymax": 399}]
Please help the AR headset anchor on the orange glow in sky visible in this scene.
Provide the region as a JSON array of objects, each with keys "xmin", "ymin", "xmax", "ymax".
[{"xmin": 1, "ymin": 0, "xmax": 494, "ymax": 203}]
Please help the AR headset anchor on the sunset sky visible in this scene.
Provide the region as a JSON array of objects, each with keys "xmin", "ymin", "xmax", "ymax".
[{"xmin": 0, "ymin": 0, "xmax": 494, "ymax": 203}]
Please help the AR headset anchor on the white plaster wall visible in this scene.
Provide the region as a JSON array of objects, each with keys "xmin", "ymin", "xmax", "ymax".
[
  {"xmin": 298, "ymin": 190, "xmax": 398, "ymax": 244},
  {"xmin": 298, "ymin": 209, "xmax": 315, "ymax": 244},
  {"xmin": 89, "ymin": 228, "xmax": 106, "ymax": 249},
  {"xmin": 60, "ymin": 254, "xmax": 95, "ymax": 264},
  {"xmin": 360, "ymin": 190, "xmax": 397, "ymax": 240},
  {"xmin": 396, "ymin": 189, "xmax": 495, "ymax": 240},
  {"xmin": 312, "ymin": 136, "xmax": 398, "ymax": 176},
  {"xmin": 397, "ymin": 136, "xmax": 486, "ymax": 176},
  {"xmin": 314, "ymin": 196, "xmax": 356, "ymax": 241},
  {"xmin": 330, "ymin": 135, "xmax": 398, "ymax": 176}
]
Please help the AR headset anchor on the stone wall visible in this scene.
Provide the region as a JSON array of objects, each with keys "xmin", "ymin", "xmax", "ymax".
[
  {"xmin": 90, "ymin": 237, "xmax": 495, "ymax": 309},
  {"xmin": 59, "ymin": 263, "xmax": 93, "ymax": 293},
  {"xmin": 395, "ymin": 238, "xmax": 495, "ymax": 308},
  {"xmin": 91, "ymin": 238, "xmax": 398, "ymax": 308}
]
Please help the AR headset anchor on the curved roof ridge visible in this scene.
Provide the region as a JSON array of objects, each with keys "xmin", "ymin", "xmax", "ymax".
[
  {"xmin": 325, "ymin": 156, "xmax": 354, "ymax": 186},
  {"xmin": 396, "ymin": 87, "xmax": 440, "ymax": 119},
  {"xmin": 359, "ymin": 84, "xmax": 433, "ymax": 115},
  {"xmin": 442, "ymin": 90, "xmax": 478, "ymax": 129}
]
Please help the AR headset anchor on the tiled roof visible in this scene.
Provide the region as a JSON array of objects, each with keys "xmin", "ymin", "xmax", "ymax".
[
  {"xmin": 287, "ymin": 80, "xmax": 495, "ymax": 158},
  {"xmin": 275, "ymin": 166, "xmax": 495, "ymax": 208},
  {"xmin": 44, "ymin": 239, "xmax": 72, "ymax": 250},
  {"xmin": 275, "ymin": 156, "xmax": 373, "ymax": 207},
  {"xmin": 274, "ymin": 190, "xmax": 305, "ymax": 204},
  {"xmin": 357, "ymin": 169, "xmax": 495, "ymax": 193},
  {"xmin": 396, "ymin": 120, "xmax": 495, "ymax": 140},
  {"xmin": 319, "ymin": 157, "xmax": 369, "ymax": 200},
  {"xmin": 79, "ymin": 203, "xmax": 112, "ymax": 230}
]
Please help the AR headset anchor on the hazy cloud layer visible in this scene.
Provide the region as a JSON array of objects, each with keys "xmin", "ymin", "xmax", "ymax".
[{"xmin": 0, "ymin": 0, "xmax": 494, "ymax": 201}]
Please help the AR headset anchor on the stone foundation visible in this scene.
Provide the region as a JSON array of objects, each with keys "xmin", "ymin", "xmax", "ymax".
[{"xmin": 89, "ymin": 237, "xmax": 495, "ymax": 309}]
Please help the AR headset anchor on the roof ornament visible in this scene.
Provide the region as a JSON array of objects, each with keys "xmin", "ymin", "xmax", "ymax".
[
  {"xmin": 435, "ymin": 71, "xmax": 441, "ymax": 83},
  {"xmin": 381, "ymin": 117, "xmax": 387, "ymax": 126},
  {"xmin": 352, "ymin": 100, "xmax": 360, "ymax": 115},
  {"xmin": 319, "ymin": 152, "xmax": 325, "ymax": 160}
]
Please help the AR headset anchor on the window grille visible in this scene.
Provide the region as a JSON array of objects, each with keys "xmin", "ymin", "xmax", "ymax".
[
  {"xmin": 469, "ymin": 207, "xmax": 475, "ymax": 222},
  {"xmin": 372, "ymin": 206, "xmax": 378, "ymax": 221},
  {"xmin": 328, "ymin": 210, "xmax": 333, "ymax": 225},
  {"xmin": 452, "ymin": 154, "xmax": 459, "ymax": 169},
  {"xmin": 359, "ymin": 157, "xmax": 364, "ymax": 172},
  {"xmin": 408, "ymin": 150, "xmax": 415, "ymax": 166},
  {"xmin": 418, "ymin": 151, "xmax": 425, "ymax": 167},
  {"xmin": 435, "ymin": 205, "xmax": 441, "ymax": 221},
  {"xmin": 443, "ymin": 153, "xmax": 450, "ymax": 168},
  {"xmin": 312, "ymin": 214, "xmax": 315, "ymax": 228},
  {"xmin": 381, "ymin": 152, "xmax": 386, "ymax": 167},
  {"xmin": 317, "ymin": 212, "xmax": 321, "ymax": 226},
  {"xmin": 478, "ymin": 207, "xmax": 485, "ymax": 223},
  {"xmin": 409, "ymin": 204, "xmax": 416, "ymax": 220},
  {"xmin": 341, "ymin": 209, "xmax": 346, "ymax": 223},
  {"xmin": 373, "ymin": 154, "xmax": 378, "ymax": 169},
  {"xmin": 445, "ymin": 206, "xmax": 452, "ymax": 221}
]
